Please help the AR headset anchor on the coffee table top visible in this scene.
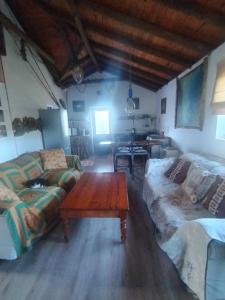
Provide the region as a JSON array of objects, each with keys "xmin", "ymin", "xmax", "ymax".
[{"xmin": 60, "ymin": 172, "xmax": 129, "ymax": 211}]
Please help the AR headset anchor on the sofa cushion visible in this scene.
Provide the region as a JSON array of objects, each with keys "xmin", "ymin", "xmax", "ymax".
[
  {"xmin": 17, "ymin": 186, "xmax": 66, "ymax": 226},
  {"xmin": 182, "ymin": 164, "xmax": 216, "ymax": 203},
  {"xmin": 13, "ymin": 153, "xmax": 43, "ymax": 181},
  {"xmin": 41, "ymin": 168, "xmax": 80, "ymax": 192},
  {"xmin": 203, "ymin": 176, "xmax": 225, "ymax": 217},
  {"xmin": 40, "ymin": 149, "xmax": 68, "ymax": 170},
  {"xmin": 0, "ymin": 162, "xmax": 26, "ymax": 191},
  {"xmin": 164, "ymin": 158, "xmax": 191, "ymax": 184}
]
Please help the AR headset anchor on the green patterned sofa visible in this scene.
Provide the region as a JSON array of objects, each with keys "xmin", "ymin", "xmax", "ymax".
[{"xmin": 0, "ymin": 151, "xmax": 82, "ymax": 260}]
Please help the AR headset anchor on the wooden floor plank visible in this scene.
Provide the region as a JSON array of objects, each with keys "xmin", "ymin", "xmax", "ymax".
[{"xmin": 0, "ymin": 155, "xmax": 194, "ymax": 300}]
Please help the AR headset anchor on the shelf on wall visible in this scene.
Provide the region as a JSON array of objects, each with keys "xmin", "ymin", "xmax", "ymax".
[{"xmin": 118, "ymin": 114, "xmax": 156, "ymax": 121}]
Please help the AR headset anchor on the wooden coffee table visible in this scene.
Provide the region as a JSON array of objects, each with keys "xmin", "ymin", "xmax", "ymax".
[{"xmin": 60, "ymin": 172, "xmax": 129, "ymax": 242}]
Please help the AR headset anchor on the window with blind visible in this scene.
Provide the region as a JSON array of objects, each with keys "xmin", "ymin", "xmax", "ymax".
[{"xmin": 212, "ymin": 59, "xmax": 225, "ymax": 115}]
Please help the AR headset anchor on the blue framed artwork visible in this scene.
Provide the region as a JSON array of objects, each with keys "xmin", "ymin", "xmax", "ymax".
[{"xmin": 175, "ymin": 60, "xmax": 207, "ymax": 129}]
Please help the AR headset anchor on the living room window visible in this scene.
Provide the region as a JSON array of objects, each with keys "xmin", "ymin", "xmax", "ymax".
[
  {"xmin": 216, "ymin": 115, "xmax": 225, "ymax": 140},
  {"xmin": 94, "ymin": 110, "xmax": 110, "ymax": 135}
]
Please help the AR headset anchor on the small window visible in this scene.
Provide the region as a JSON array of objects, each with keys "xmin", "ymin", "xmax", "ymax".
[
  {"xmin": 216, "ymin": 115, "xmax": 225, "ymax": 140},
  {"xmin": 94, "ymin": 110, "xmax": 110, "ymax": 135}
]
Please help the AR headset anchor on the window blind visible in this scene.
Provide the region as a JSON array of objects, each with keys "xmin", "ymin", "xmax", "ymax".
[{"xmin": 212, "ymin": 59, "xmax": 225, "ymax": 115}]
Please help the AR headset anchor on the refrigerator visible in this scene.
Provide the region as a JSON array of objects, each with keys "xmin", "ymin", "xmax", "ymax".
[{"xmin": 39, "ymin": 108, "xmax": 71, "ymax": 154}]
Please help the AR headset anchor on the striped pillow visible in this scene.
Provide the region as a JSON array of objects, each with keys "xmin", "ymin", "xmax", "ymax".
[
  {"xmin": 203, "ymin": 175, "xmax": 225, "ymax": 217},
  {"xmin": 164, "ymin": 159, "xmax": 191, "ymax": 184}
]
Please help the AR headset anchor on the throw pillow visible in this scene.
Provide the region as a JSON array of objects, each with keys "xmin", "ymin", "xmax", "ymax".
[
  {"xmin": 182, "ymin": 164, "xmax": 216, "ymax": 203},
  {"xmin": 164, "ymin": 158, "xmax": 191, "ymax": 184},
  {"xmin": 40, "ymin": 149, "xmax": 68, "ymax": 170},
  {"xmin": 203, "ymin": 175, "xmax": 225, "ymax": 217}
]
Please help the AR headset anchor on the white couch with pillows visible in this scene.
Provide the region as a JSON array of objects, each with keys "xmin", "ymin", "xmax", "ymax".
[{"xmin": 143, "ymin": 153, "xmax": 225, "ymax": 300}]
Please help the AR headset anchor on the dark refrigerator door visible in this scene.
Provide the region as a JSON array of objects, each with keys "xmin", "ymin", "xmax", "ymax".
[{"xmin": 39, "ymin": 109, "xmax": 70, "ymax": 154}]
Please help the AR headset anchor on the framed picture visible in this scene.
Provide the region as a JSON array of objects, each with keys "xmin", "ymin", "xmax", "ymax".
[
  {"xmin": 133, "ymin": 97, "xmax": 140, "ymax": 110},
  {"xmin": 72, "ymin": 100, "xmax": 85, "ymax": 112},
  {"xmin": 0, "ymin": 124, "xmax": 7, "ymax": 137},
  {"xmin": 0, "ymin": 109, "xmax": 4, "ymax": 122},
  {"xmin": 175, "ymin": 59, "xmax": 207, "ymax": 129},
  {"xmin": 161, "ymin": 97, "xmax": 166, "ymax": 114},
  {"xmin": 0, "ymin": 24, "xmax": 6, "ymax": 56}
]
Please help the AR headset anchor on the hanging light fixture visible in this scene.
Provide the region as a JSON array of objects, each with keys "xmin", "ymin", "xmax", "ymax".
[
  {"xmin": 72, "ymin": 65, "xmax": 84, "ymax": 84},
  {"xmin": 125, "ymin": 65, "xmax": 135, "ymax": 115}
]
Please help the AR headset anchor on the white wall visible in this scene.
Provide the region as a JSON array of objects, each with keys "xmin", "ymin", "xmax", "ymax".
[
  {"xmin": 0, "ymin": 1, "xmax": 65, "ymax": 163},
  {"xmin": 67, "ymin": 72, "xmax": 157, "ymax": 136},
  {"xmin": 157, "ymin": 41, "xmax": 225, "ymax": 159}
]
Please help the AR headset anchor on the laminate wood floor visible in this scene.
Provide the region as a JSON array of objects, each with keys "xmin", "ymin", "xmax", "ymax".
[{"xmin": 0, "ymin": 155, "xmax": 194, "ymax": 300}]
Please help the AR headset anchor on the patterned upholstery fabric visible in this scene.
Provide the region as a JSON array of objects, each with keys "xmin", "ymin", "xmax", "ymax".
[
  {"xmin": 0, "ymin": 162, "xmax": 26, "ymax": 191},
  {"xmin": 41, "ymin": 168, "xmax": 80, "ymax": 192},
  {"xmin": 0, "ymin": 184, "xmax": 21, "ymax": 212},
  {"xmin": 164, "ymin": 158, "xmax": 191, "ymax": 184},
  {"xmin": 66, "ymin": 155, "xmax": 82, "ymax": 171},
  {"xmin": 13, "ymin": 153, "xmax": 43, "ymax": 181},
  {"xmin": 182, "ymin": 164, "xmax": 216, "ymax": 203},
  {"xmin": 40, "ymin": 149, "xmax": 68, "ymax": 170},
  {"xmin": 1, "ymin": 186, "xmax": 66, "ymax": 256},
  {"xmin": 203, "ymin": 176, "xmax": 225, "ymax": 217}
]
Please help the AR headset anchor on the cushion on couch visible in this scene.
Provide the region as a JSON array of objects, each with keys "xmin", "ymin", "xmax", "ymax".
[
  {"xmin": 0, "ymin": 162, "xmax": 26, "ymax": 191},
  {"xmin": 203, "ymin": 176, "xmax": 225, "ymax": 217},
  {"xmin": 13, "ymin": 153, "xmax": 43, "ymax": 181},
  {"xmin": 164, "ymin": 158, "xmax": 191, "ymax": 184},
  {"xmin": 40, "ymin": 149, "xmax": 68, "ymax": 170},
  {"xmin": 41, "ymin": 168, "xmax": 80, "ymax": 192},
  {"xmin": 182, "ymin": 164, "xmax": 216, "ymax": 203}
]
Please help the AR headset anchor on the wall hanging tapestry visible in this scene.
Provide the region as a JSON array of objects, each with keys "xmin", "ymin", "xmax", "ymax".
[
  {"xmin": 12, "ymin": 117, "xmax": 40, "ymax": 136},
  {"xmin": 175, "ymin": 59, "xmax": 207, "ymax": 129}
]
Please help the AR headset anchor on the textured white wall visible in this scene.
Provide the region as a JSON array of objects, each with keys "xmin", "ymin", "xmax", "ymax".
[
  {"xmin": 67, "ymin": 74, "xmax": 157, "ymax": 135},
  {"xmin": 157, "ymin": 41, "xmax": 225, "ymax": 159},
  {"xmin": 0, "ymin": 2, "xmax": 65, "ymax": 163}
]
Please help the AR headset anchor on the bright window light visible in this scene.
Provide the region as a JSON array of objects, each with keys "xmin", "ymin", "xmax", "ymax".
[
  {"xmin": 94, "ymin": 110, "xmax": 110, "ymax": 135},
  {"xmin": 216, "ymin": 115, "xmax": 225, "ymax": 140}
]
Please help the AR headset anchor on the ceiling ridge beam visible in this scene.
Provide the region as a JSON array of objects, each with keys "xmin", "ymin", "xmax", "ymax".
[
  {"xmin": 0, "ymin": 9, "xmax": 55, "ymax": 64},
  {"xmin": 86, "ymin": 25, "xmax": 193, "ymax": 67},
  {"xmin": 93, "ymin": 42, "xmax": 177, "ymax": 78},
  {"xmin": 154, "ymin": 0, "xmax": 225, "ymax": 30},
  {"xmin": 98, "ymin": 55, "xmax": 165, "ymax": 86},
  {"xmin": 81, "ymin": 0, "xmax": 211, "ymax": 53},
  {"xmin": 67, "ymin": 0, "xmax": 100, "ymax": 71},
  {"xmin": 100, "ymin": 64, "xmax": 159, "ymax": 91}
]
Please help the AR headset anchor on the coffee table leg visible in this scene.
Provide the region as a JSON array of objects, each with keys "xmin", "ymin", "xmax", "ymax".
[
  {"xmin": 62, "ymin": 218, "xmax": 69, "ymax": 242},
  {"xmin": 120, "ymin": 214, "xmax": 127, "ymax": 242}
]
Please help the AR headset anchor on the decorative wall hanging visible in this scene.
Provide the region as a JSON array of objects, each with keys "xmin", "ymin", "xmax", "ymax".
[
  {"xmin": 161, "ymin": 97, "xmax": 167, "ymax": 114},
  {"xmin": 175, "ymin": 59, "xmax": 207, "ymax": 129},
  {"xmin": 72, "ymin": 100, "xmax": 85, "ymax": 112},
  {"xmin": 12, "ymin": 117, "xmax": 41, "ymax": 136}
]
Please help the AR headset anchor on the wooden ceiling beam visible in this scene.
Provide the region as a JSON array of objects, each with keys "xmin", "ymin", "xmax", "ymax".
[
  {"xmin": 67, "ymin": 0, "xmax": 100, "ymax": 72},
  {"xmin": 93, "ymin": 42, "xmax": 177, "ymax": 78},
  {"xmin": 154, "ymin": 0, "xmax": 225, "ymax": 30},
  {"xmin": 0, "ymin": 9, "xmax": 55, "ymax": 64},
  {"xmin": 86, "ymin": 25, "xmax": 192, "ymax": 67},
  {"xmin": 97, "ymin": 54, "xmax": 168, "ymax": 85},
  {"xmin": 81, "ymin": 0, "xmax": 211, "ymax": 53}
]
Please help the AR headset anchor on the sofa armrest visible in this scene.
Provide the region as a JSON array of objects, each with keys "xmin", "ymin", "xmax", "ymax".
[
  {"xmin": 145, "ymin": 157, "xmax": 176, "ymax": 178},
  {"xmin": 66, "ymin": 155, "xmax": 82, "ymax": 171}
]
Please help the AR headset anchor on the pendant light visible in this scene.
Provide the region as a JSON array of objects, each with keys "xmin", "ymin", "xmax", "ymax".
[
  {"xmin": 72, "ymin": 65, "xmax": 84, "ymax": 84},
  {"xmin": 125, "ymin": 65, "xmax": 135, "ymax": 115}
]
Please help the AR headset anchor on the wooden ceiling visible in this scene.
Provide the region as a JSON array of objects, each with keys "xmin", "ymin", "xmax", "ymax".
[{"xmin": 2, "ymin": 0, "xmax": 225, "ymax": 91}]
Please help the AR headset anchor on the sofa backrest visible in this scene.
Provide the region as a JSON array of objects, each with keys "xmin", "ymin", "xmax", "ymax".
[
  {"xmin": 180, "ymin": 153, "xmax": 225, "ymax": 175},
  {"xmin": 0, "ymin": 152, "xmax": 43, "ymax": 191}
]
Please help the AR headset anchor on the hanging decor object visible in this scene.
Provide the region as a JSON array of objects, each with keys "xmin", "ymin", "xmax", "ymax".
[
  {"xmin": 125, "ymin": 65, "xmax": 136, "ymax": 115},
  {"xmin": 72, "ymin": 65, "xmax": 84, "ymax": 84}
]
